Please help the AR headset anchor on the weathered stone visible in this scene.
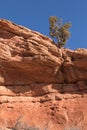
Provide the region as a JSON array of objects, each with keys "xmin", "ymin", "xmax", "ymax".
[{"xmin": 0, "ymin": 19, "xmax": 87, "ymax": 130}]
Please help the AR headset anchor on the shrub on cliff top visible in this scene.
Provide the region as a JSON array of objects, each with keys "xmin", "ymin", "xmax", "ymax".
[{"xmin": 49, "ymin": 16, "xmax": 71, "ymax": 48}]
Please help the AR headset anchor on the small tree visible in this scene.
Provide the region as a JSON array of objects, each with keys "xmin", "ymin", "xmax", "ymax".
[{"xmin": 49, "ymin": 16, "xmax": 71, "ymax": 48}]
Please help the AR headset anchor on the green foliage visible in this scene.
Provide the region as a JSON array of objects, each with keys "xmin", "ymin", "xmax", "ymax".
[{"xmin": 49, "ymin": 16, "xmax": 71, "ymax": 48}]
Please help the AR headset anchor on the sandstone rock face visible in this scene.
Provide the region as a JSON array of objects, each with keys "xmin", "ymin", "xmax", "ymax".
[{"xmin": 0, "ymin": 19, "xmax": 87, "ymax": 130}]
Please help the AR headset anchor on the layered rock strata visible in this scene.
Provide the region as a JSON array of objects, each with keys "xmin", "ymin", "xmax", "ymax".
[{"xmin": 0, "ymin": 19, "xmax": 87, "ymax": 130}]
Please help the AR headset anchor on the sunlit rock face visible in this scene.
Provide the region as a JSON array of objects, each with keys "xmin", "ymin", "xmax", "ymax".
[{"xmin": 0, "ymin": 19, "xmax": 87, "ymax": 130}]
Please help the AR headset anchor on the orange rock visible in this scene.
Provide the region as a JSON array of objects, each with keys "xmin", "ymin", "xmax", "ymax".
[{"xmin": 0, "ymin": 19, "xmax": 87, "ymax": 130}]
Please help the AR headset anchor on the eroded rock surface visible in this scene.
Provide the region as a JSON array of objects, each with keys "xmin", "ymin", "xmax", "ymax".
[{"xmin": 0, "ymin": 19, "xmax": 87, "ymax": 130}]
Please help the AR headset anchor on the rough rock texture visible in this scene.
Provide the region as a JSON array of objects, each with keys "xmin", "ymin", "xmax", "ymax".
[{"xmin": 0, "ymin": 19, "xmax": 87, "ymax": 130}]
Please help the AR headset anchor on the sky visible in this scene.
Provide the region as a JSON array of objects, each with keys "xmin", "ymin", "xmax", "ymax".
[{"xmin": 0, "ymin": 0, "xmax": 87, "ymax": 50}]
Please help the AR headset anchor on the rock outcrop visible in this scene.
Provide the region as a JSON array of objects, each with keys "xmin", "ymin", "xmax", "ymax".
[{"xmin": 0, "ymin": 19, "xmax": 87, "ymax": 130}]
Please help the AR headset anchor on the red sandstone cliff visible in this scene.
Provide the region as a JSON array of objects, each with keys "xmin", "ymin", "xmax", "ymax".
[{"xmin": 0, "ymin": 19, "xmax": 87, "ymax": 130}]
